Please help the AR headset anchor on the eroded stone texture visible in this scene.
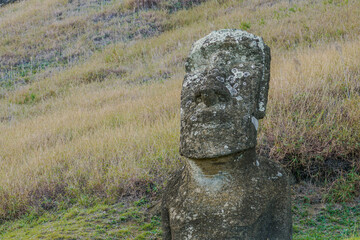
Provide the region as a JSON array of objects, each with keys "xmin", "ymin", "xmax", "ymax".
[
  {"xmin": 162, "ymin": 150, "xmax": 292, "ymax": 240},
  {"xmin": 162, "ymin": 29, "xmax": 292, "ymax": 240},
  {"xmin": 180, "ymin": 29, "xmax": 270, "ymax": 159}
]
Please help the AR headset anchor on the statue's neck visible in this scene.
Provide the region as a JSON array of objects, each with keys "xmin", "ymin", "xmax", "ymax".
[
  {"xmin": 186, "ymin": 148, "xmax": 257, "ymax": 176},
  {"xmin": 184, "ymin": 148, "xmax": 257, "ymax": 192}
]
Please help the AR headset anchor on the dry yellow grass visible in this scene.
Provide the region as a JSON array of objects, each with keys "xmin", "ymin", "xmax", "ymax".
[
  {"xmin": 0, "ymin": 0, "xmax": 359, "ymax": 220},
  {"xmin": 0, "ymin": 78, "xmax": 183, "ymax": 219},
  {"xmin": 262, "ymin": 40, "xmax": 360, "ymax": 177}
]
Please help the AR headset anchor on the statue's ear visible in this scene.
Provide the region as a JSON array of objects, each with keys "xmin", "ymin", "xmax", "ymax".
[{"xmin": 254, "ymin": 45, "xmax": 271, "ymax": 120}]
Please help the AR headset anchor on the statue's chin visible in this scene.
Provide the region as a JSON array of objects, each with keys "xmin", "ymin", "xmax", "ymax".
[
  {"xmin": 180, "ymin": 118, "xmax": 258, "ymax": 159},
  {"xmin": 180, "ymin": 138, "xmax": 256, "ymax": 159}
]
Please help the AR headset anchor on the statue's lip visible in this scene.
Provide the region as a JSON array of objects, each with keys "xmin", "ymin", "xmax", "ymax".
[{"xmin": 180, "ymin": 147, "xmax": 248, "ymax": 160}]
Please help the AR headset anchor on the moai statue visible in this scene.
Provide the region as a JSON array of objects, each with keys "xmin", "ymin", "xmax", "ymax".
[{"xmin": 162, "ymin": 29, "xmax": 292, "ymax": 239}]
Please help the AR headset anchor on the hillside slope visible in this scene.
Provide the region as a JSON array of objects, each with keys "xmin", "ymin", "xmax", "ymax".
[{"xmin": 0, "ymin": 0, "xmax": 359, "ymax": 230}]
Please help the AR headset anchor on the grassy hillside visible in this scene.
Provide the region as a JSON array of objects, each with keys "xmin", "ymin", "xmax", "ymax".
[{"xmin": 0, "ymin": 0, "xmax": 359, "ymax": 235}]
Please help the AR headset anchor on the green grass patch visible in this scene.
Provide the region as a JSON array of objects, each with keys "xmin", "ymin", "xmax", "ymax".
[
  {"xmin": 293, "ymin": 200, "xmax": 360, "ymax": 239},
  {"xmin": 0, "ymin": 199, "xmax": 161, "ymax": 240}
]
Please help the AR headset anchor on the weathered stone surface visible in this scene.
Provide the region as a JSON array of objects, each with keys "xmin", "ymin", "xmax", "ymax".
[
  {"xmin": 162, "ymin": 29, "xmax": 292, "ymax": 240},
  {"xmin": 162, "ymin": 150, "xmax": 292, "ymax": 239},
  {"xmin": 180, "ymin": 29, "xmax": 270, "ymax": 159}
]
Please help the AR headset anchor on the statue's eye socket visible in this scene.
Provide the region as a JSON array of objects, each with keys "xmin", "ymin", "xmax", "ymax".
[
  {"xmin": 195, "ymin": 94, "xmax": 202, "ymax": 104},
  {"xmin": 215, "ymin": 89, "xmax": 231, "ymax": 103},
  {"xmin": 194, "ymin": 90, "xmax": 230, "ymax": 106},
  {"xmin": 218, "ymin": 94, "xmax": 227, "ymax": 102}
]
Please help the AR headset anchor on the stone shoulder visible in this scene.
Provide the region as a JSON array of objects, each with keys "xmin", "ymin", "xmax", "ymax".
[
  {"xmin": 252, "ymin": 156, "xmax": 290, "ymax": 192},
  {"xmin": 161, "ymin": 167, "xmax": 185, "ymax": 207}
]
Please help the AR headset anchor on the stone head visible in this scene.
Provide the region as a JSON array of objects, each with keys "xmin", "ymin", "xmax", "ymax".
[{"xmin": 180, "ymin": 29, "xmax": 271, "ymax": 159}]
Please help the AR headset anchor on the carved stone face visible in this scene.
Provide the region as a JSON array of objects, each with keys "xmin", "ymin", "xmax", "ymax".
[{"xmin": 180, "ymin": 30, "xmax": 271, "ymax": 159}]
